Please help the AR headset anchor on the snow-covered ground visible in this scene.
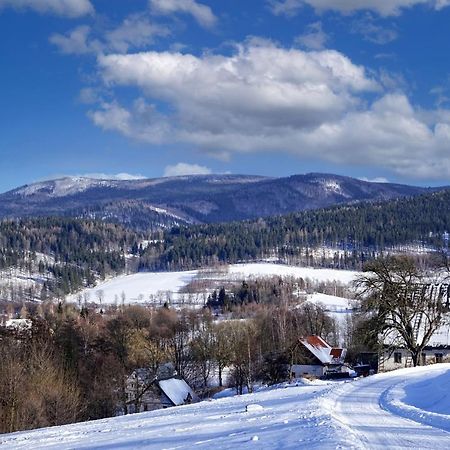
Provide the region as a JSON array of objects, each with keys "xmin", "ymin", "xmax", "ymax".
[
  {"xmin": 66, "ymin": 270, "xmax": 199, "ymax": 305},
  {"xmin": 226, "ymin": 263, "xmax": 359, "ymax": 284},
  {"xmin": 66, "ymin": 263, "xmax": 359, "ymax": 305},
  {"xmin": 306, "ymin": 292, "xmax": 354, "ymax": 311},
  {"xmin": 306, "ymin": 292, "xmax": 355, "ymax": 333},
  {"xmin": 329, "ymin": 364, "xmax": 450, "ymax": 448},
  {"xmin": 2, "ymin": 365, "xmax": 450, "ymax": 449}
]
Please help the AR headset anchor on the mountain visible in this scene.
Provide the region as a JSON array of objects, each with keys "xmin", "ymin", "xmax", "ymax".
[{"xmin": 0, "ymin": 173, "xmax": 441, "ymax": 229}]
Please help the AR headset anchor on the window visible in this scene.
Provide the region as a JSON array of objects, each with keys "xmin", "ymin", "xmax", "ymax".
[
  {"xmin": 435, "ymin": 353, "xmax": 444, "ymax": 364},
  {"xmin": 394, "ymin": 352, "xmax": 402, "ymax": 364}
]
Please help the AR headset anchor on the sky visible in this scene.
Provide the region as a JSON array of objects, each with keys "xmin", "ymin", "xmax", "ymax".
[{"xmin": 2, "ymin": 0, "xmax": 450, "ymax": 192}]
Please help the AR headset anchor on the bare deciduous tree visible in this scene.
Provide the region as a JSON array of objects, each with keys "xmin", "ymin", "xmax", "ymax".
[{"xmin": 355, "ymin": 256, "xmax": 450, "ymax": 366}]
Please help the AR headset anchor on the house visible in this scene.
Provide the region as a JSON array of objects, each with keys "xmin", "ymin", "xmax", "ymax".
[
  {"xmin": 378, "ymin": 346, "xmax": 450, "ymax": 372},
  {"xmin": 290, "ymin": 335, "xmax": 349, "ymax": 378},
  {"xmin": 125, "ymin": 364, "xmax": 199, "ymax": 414},
  {"xmin": 377, "ymin": 283, "xmax": 450, "ymax": 372}
]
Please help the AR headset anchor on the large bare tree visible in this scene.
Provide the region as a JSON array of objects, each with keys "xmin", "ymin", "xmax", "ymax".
[{"xmin": 355, "ymin": 256, "xmax": 450, "ymax": 367}]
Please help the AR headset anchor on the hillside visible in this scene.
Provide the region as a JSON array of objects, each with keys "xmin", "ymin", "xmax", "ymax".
[
  {"xmin": 140, "ymin": 189, "xmax": 450, "ymax": 271},
  {"xmin": 0, "ymin": 173, "xmax": 438, "ymax": 229},
  {"xmin": 1, "ymin": 365, "xmax": 449, "ymax": 449},
  {"xmin": 2, "ymin": 188, "xmax": 450, "ymax": 302},
  {"xmin": 0, "ymin": 218, "xmax": 141, "ymax": 301}
]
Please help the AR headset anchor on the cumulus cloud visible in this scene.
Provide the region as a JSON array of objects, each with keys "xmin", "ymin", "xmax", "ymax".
[
  {"xmin": 97, "ymin": 41, "xmax": 378, "ymax": 132},
  {"xmin": 0, "ymin": 0, "xmax": 94, "ymax": 17},
  {"xmin": 88, "ymin": 99, "xmax": 171, "ymax": 143},
  {"xmin": 104, "ymin": 14, "xmax": 170, "ymax": 53},
  {"xmin": 163, "ymin": 163, "xmax": 212, "ymax": 177},
  {"xmin": 295, "ymin": 22, "xmax": 328, "ymax": 50},
  {"xmin": 149, "ymin": 0, "xmax": 217, "ymax": 28},
  {"xmin": 49, "ymin": 25, "xmax": 97, "ymax": 55},
  {"xmin": 50, "ymin": 14, "xmax": 169, "ymax": 55},
  {"xmin": 89, "ymin": 41, "xmax": 450, "ymax": 180},
  {"xmin": 269, "ymin": 0, "xmax": 449, "ymax": 17}
]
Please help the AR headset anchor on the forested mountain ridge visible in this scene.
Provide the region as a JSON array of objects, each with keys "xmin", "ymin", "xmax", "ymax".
[
  {"xmin": 140, "ymin": 189, "xmax": 450, "ymax": 271},
  {"xmin": 0, "ymin": 173, "xmax": 441, "ymax": 229}
]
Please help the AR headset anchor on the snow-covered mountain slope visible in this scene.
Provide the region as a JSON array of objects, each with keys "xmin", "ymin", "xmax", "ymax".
[
  {"xmin": 13, "ymin": 177, "xmax": 120, "ymax": 198},
  {"xmin": 2, "ymin": 365, "xmax": 450, "ymax": 449},
  {"xmin": 0, "ymin": 173, "xmax": 438, "ymax": 228}
]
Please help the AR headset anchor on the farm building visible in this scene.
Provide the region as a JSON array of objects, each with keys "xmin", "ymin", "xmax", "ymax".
[
  {"xmin": 290, "ymin": 335, "xmax": 350, "ymax": 378},
  {"xmin": 124, "ymin": 364, "xmax": 199, "ymax": 414}
]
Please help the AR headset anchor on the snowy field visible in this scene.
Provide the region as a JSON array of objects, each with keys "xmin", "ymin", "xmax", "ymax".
[
  {"xmin": 306, "ymin": 292, "xmax": 355, "ymax": 329},
  {"xmin": 66, "ymin": 270, "xmax": 199, "ymax": 305},
  {"xmin": 66, "ymin": 263, "xmax": 359, "ymax": 305},
  {"xmin": 2, "ymin": 364, "xmax": 450, "ymax": 449}
]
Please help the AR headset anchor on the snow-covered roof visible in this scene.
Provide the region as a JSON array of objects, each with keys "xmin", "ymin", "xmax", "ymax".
[
  {"xmin": 300, "ymin": 335, "xmax": 346, "ymax": 365},
  {"xmin": 158, "ymin": 378, "xmax": 198, "ymax": 406},
  {"xmin": 4, "ymin": 319, "xmax": 32, "ymax": 330}
]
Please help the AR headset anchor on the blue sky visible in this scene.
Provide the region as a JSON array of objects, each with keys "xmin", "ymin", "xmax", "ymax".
[{"xmin": 1, "ymin": 0, "xmax": 450, "ymax": 192}]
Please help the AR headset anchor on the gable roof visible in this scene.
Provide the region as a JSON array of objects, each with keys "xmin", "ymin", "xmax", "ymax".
[
  {"xmin": 300, "ymin": 335, "xmax": 346, "ymax": 365},
  {"xmin": 158, "ymin": 378, "xmax": 198, "ymax": 406}
]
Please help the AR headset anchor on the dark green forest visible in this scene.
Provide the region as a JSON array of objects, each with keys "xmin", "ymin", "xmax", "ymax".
[
  {"xmin": 139, "ymin": 189, "xmax": 450, "ymax": 271},
  {"xmin": 0, "ymin": 218, "xmax": 142, "ymax": 297}
]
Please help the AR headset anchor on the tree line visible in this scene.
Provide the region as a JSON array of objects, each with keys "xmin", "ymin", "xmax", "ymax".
[
  {"xmin": 139, "ymin": 189, "xmax": 450, "ymax": 271},
  {"xmin": 2, "ymin": 189, "xmax": 450, "ymax": 301},
  {"xmin": 0, "ymin": 218, "xmax": 143, "ymax": 299}
]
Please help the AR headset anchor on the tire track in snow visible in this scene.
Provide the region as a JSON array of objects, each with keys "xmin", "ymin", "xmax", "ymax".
[{"xmin": 329, "ymin": 366, "xmax": 450, "ymax": 449}]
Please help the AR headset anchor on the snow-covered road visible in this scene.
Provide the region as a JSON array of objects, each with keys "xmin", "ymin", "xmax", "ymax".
[
  {"xmin": 2, "ymin": 365, "xmax": 450, "ymax": 449},
  {"xmin": 330, "ymin": 365, "xmax": 450, "ymax": 449}
]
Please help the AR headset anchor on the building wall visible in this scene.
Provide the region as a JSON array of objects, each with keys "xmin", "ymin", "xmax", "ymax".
[
  {"xmin": 381, "ymin": 348, "xmax": 450, "ymax": 372},
  {"xmin": 291, "ymin": 364, "xmax": 325, "ymax": 378}
]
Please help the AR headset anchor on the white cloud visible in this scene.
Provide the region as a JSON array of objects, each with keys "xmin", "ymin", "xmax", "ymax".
[
  {"xmin": 430, "ymin": 86, "xmax": 450, "ymax": 107},
  {"xmin": 97, "ymin": 42, "xmax": 378, "ymax": 133},
  {"xmin": 78, "ymin": 87, "xmax": 101, "ymax": 104},
  {"xmin": 90, "ymin": 41, "xmax": 450, "ymax": 180},
  {"xmin": 295, "ymin": 22, "xmax": 328, "ymax": 50},
  {"xmin": 149, "ymin": 0, "xmax": 217, "ymax": 28},
  {"xmin": 80, "ymin": 172, "xmax": 147, "ymax": 180},
  {"xmin": 49, "ymin": 25, "xmax": 97, "ymax": 55},
  {"xmin": 0, "ymin": 0, "xmax": 94, "ymax": 17},
  {"xmin": 351, "ymin": 15, "xmax": 398, "ymax": 44},
  {"xmin": 359, "ymin": 177, "xmax": 389, "ymax": 183},
  {"xmin": 88, "ymin": 99, "xmax": 171, "ymax": 143},
  {"xmin": 50, "ymin": 14, "xmax": 169, "ymax": 55},
  {"xmin": 269, "ymin": 0, "xmax": 449, "ymax": 17},
  {"xmin": 163, "ymin": 163, "xmax": 212, "ymax": 177},
  {"xmin": 436, "ymin": 0, "xmax": 450, "ymax": 9},
  {"xmin": 105, "ymin": 14, "xmax": 170, "ymax": 53}
]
